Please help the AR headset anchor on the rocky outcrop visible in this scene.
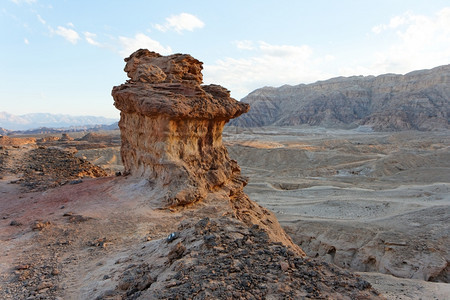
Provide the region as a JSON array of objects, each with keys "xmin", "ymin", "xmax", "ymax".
[
  {"xmin": 230, "ymin": 65, "xmax": 450, "ymax": 131},
  {"xmin": 0, "ymin": 135, "xmax": 36, "ymax": 146},
  {"xmin": 59, "ymin": 133, "xmax": 73, "ymax": 141},
  {"xmin": 113, "ymin": 49, "xmax": 249, "ymax": 208},
  {"xmin": 108, "ymin": 217, "xmax": 379, "ymax": 299},
  {"xmin": 112, "ymin": 49, "xmax": 308, "ymax": 253}
]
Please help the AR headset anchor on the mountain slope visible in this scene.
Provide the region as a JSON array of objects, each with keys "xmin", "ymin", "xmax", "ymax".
[
  {"xmin": 230, "ymin": 65, "xmax": 450, "ymax": 131},
  {"xmin": 0, "ymin": 112, "xmax": 118, "ymax": 131}
]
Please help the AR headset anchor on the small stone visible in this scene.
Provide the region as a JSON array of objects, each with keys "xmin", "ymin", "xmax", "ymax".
[
  {"xmin": 36, "ymin": 281, "xmax": 53, "ymax": 290},
  {"xmin": 15, "ymin": 264, "xmax": 31, "ymax": 270},
  {"xmin": 118, "ymin": 281, "xmax": 131, "ymax": 291},
  {"xmin": 166, "ymin": 232, "xmax": 179, "ymax": 243},
  {"xmin": 280, "ymin": 261, "xmax": 289, "ymax": 272},
  {"xmin": 9, "ymin": 220, "xmax": 22, "ymax": 226},
  {"xmin": 168, "ymin": 242, "xmax": 186, "ymax": 263},
  {"xmin": 69, "ymin": 179, "xmax": 83, "ymax": 185},
  {"xmin": 67, "ymin": 214, "xmax": 92, "ymax": 223},
  {"xmin": 32, "ymin": 220, "xmax": 51, "ymax": 231}
]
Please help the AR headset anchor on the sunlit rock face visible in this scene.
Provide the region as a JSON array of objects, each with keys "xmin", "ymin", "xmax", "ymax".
[
  {"xmin": 112, "ymin": 49, "xmax": 249, "ymax": 207},
  {"xmin": 231, "ymin": 64, "xmax": 450, "ymax": 131}
]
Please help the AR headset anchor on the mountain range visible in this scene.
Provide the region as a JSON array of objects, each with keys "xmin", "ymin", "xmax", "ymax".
[
  {"xmin": 230, "ymin": 64, "xmax": 450, "ymax": 131},
  {"xmin": 0, "ymin": 112, "xmax": 118, "ymax": 131},
  {"xmin": 3, "ymin": 65, "xmax": 450, "ymax": 132}
]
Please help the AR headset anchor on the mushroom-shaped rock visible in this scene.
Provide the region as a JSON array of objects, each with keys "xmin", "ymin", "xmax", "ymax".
[{"xmin": 112, "ymin": 49, "xmax": 250, "ymax": 207}]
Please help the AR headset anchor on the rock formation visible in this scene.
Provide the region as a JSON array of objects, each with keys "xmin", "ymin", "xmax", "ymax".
[
  {"xmin": 112, "ymin": 49, "xmax": 249, "ymax": 208},
  {"xmin": 230, "ymin": 65, "xmax": 450, "ymax": 131},
  {"xmin": 112, "ymin": 50, "xmax": 309, "ymax": 253}
]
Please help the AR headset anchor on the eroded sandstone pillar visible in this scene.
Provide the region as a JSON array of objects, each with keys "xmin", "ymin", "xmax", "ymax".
[{"xmin": 112, "ymin": 49, "xmax": 249, "ymax": 207}]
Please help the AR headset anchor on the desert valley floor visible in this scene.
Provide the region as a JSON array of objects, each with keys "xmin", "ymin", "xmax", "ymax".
[
  {"xmin": 225, "ymin": 126, "xmax": 449, "ymax": 297},
  {"xmin": 1, "ymin": 126, "xmax": 449, "ymax": 299}
]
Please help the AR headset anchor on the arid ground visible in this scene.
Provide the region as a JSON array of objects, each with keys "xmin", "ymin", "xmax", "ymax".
[
  {"xmin": 1, "ymin": 127, "xmax": 449, "ymax": 299},
  {"xmin": 225, "ymin": 126, "xmax": 449, "ymax": 298}
]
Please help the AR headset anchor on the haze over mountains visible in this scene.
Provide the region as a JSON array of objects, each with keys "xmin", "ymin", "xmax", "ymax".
[
  {"xmin": 0, "ymin": 112, "xmax": 118, "ymax": 131},
  {"xmin": 3, "ymin": 64, "xmax": 450, "ymax": 133},
  {"xmin": 230, "ymin": 64, "xmax": 450, "ymax": 131}
]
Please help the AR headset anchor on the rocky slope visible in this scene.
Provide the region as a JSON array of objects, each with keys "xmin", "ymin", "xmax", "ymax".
[
  {"xmin": 230, "ymin": 65, "xmax": 450, "ymax": 131},
  {"xmin": 0, "ymin": 139, "xmax": 107, "ymax": 191}
]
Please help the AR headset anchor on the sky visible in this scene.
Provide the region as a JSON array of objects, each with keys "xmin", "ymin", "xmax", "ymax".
[{"xmin": 1, "ymin": 0, "xmax": 450, "ymax": 119}]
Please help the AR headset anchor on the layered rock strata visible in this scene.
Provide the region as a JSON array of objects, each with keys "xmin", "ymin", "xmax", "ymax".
[
  {"xmin": 230, "ymin": 65, "xmax": 450, "ymax": 130},
  {"xmin": 112, "ymin": 49, "xmax": 249, "ymax": 207},
  {"xmin": 112, "ymin": 50, "xmax": 306, "ymax": 252}
]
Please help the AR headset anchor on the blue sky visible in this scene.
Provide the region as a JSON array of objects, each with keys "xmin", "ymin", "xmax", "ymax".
[{"xmin": 1, "ymin": 0, "xmax": 450, "ymax": 118}]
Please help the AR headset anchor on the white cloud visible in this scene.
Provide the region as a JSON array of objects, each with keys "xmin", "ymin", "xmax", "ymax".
[
  {"xmin": 364, "ymin": 7, "xmax": 450, "ymax": 75},
  {"xmin": 84, "ymin": 32, "xmax": 101, "ymax": 46},
  {"xmin": 234, "ymin": 40, "xmax": 255, "ymax": 50},
  {"xmin": 324, "ymin": 54, "xmax": 335, "ymax": 62},
  {"xmin": 36, "ymin": 14, "xmax": 46, "ymax": 24},
  {"xmin": 204, "ymin": 41, "xmax": 331, "ymax": 100},
  {"xmin": 118, "ymin": 33, "xmax": 172, "ymax": 58},
  {"xmin": 54, "ymin": 26, "xmax": 80, "ymax": 44},
  {"xmin": 259, "ymin": 41, "xmax": 312, "ymax": 58},
  {"xmin": 24, "ymin": 38, "xmax": 29, "ymax": 44},
  {"xmin": 372, "ymin": 14, "xmax": 409, "ymax": 34},
  {"xmin": 10, "ymin": 0, "xmax": 36, "ymax": 4},
  {"xmin": 205, "ymin": 8, "xmax": 450, "ymax": 100},
  {"xmin": 155, "ymin": 13, "xmax": 204, "ymax": 33}
]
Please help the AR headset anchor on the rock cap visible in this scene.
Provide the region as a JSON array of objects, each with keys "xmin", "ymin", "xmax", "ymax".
[{"xmin": 113, "ymin": 49, "xmax": 249, "ymax": 119}]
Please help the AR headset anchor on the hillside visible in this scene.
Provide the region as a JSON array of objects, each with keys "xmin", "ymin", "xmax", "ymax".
[{"xmin": 230, "ymin": 65, "xmax": 450, "ymax": 131}]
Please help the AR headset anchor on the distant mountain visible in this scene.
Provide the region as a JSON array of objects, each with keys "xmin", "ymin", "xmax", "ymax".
[
  {"xmin": 0, "ymin": 127, "xmax": 10, "ymax": 135},
  {"xmin": 229, "ymin": 65, "xmax": 450, "ymax": 131},
  {"xmin": 0, "ymin": 112, "xmax": 118, "ymax": 131},
  {"xmin": 8, "ymin": 123, "xmax": 119, "ymax": 135}
]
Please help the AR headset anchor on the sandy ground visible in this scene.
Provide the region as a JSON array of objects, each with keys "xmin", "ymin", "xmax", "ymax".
[
  {"xmin": 0, "ymin": 143, "xmax": 379, "ymax": 299},
  {"xmin": 1, "ymin": 127, "xmax": 448, "ymax": 298},
  {"xmin": 224, "ymin": 126, "xmax": 449, "ymax": 297}
]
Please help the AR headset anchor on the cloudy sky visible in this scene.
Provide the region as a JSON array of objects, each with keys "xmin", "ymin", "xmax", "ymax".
[{"xmin": 1, "ymin": 0, "xmax": 450, "ymax": 118}]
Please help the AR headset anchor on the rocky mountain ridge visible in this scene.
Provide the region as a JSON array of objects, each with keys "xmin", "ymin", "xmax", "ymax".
[
  {"xmin": 230, "ymin": 64, "xmax": 450, "ymax": 131},
  {"xmin": 0, "ymin": 112, "xmax": 118, "ymax": 131}
]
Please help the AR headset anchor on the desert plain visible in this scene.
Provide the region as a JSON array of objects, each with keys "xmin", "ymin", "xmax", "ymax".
[
  {"xmin": 225, "ymin": 126, "xmax": 450, "ymax": 298},
  {"xmin": 1, "ymin": 125, "xmax": 448, "ymax": 299}
]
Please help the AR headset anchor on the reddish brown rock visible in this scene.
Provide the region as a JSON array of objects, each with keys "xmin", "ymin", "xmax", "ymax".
[
  {"xmin": 112, "ymin": 49, "xmax": 249, "ymax": 207},
  {"xmin": 112, "ymin": 49, "xmax": 304, "ymax": 254}
]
